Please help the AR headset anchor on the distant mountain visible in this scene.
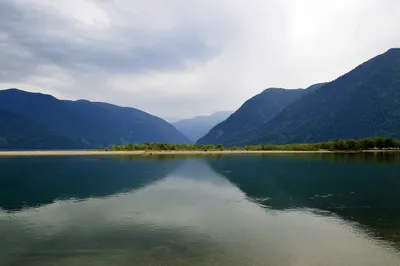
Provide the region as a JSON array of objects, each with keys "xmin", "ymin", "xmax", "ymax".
[
  {"xmin": 246, "ymin": 48, "xmax": 400, "ymax": 144},
  {"xmin": 0, "ymin": 89, "xmax": 190, "ymax": 149},
  {"xmin": 173, "ymin": 111, "xmax": 232, "ymax": 142},
  {"xmin": 196, "ymin": 88, "xmax": 309, "ymax": 145},
  {"xmin": 0, "ymin": 109, "xmax": 82, "ymax": 150}
]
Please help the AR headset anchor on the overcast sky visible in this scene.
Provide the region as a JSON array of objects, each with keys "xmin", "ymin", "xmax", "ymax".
[{"xmin": 0, "ymin": 0, "xmax": 399, "ymax": 120}]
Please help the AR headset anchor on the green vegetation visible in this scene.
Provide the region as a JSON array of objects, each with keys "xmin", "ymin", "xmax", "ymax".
[{"xmin": 109, "ymin": 137, "xmax": 400, "ymax": 152}]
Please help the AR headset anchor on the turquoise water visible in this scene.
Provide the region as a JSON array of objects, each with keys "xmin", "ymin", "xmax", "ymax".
[{"xmin": 1, "ymin": 153, "xmax": 400, "ymax": 265}]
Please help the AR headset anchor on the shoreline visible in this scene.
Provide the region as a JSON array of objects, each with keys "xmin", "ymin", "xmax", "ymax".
[
  {"xmin": 0, "ymin": 150, "xmax": 329, "ymax": 156},
  {"xmin": 0, "ymin": 149, "xmax": 397, "ymax": 156}
]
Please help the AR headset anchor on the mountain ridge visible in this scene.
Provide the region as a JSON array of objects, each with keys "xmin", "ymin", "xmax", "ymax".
[
  {"xmin": 196, "ymin": 85, "xmax": 323, "ymax": 145},
  {"xmin": 245, "ymin": 48, "xmax": 400, "ymax": 144},
  {"xmin": 0, "ymin": 89, "xmax": 191, "ymax": 149}
]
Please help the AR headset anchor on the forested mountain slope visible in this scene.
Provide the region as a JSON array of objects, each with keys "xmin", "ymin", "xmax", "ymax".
[
  {"xmin": 247, "ymin": 48, "xmax": 400, "ymax": 144},
  {"xmin": 197, "ymin": 88, "xmax": 307, "ymax": 145},
  {"xmin": 0, "ymin": 89, "xmax": 190, "ymax": 149}
]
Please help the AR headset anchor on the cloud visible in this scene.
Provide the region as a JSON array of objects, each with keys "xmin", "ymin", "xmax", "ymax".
[
  {"xmin": 1, "ymin": 0, "xmax": 400, "ymax": 118},
  {"xmin": 0, "ymin": 1, "xmax": 219, "ymax": 74}
]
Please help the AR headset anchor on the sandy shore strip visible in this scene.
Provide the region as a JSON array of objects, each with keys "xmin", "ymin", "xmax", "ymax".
[
  {"xmin": 0, "ymin": 150, "xmax": 337, "ymax": 156},
  {"xmin": 0, "ymin": 149, "xmax": 397, "ymax": 156}
]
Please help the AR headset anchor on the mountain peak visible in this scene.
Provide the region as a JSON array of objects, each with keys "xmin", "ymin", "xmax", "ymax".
[
  {"xmin": 386, "ymin": 47, "xmax": 400, "ymax": 53},
  {"xmin": 1, "ymin": 88, "xmax": 58, "ymax": 100},
  {"xmin": 261, "ymin": 87, "xmax": 290, "ymax": 93},
  {"xmin": 2, "ymin": 88, "xmax": 31, "ymax": 95}
]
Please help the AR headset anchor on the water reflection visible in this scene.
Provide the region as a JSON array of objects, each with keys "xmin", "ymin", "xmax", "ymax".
[
  {"xmin": 0, "ymin": 154, "xmax": 400, "ymax": 265},
  {"xmin": 207, "ymin": 153, "xmax": 400, "ymax": 246},
  {"xmin": 0, "ymin": 156, "xmax": 181, "ymax": 210}
]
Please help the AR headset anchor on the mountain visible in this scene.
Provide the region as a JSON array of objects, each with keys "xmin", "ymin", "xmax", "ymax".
[
  {"xmin": 0, "ymin": 109, "xmax": 82, "ymax": 150},
  {"xmin": 63, "ymin": 100, "xmax": 191, "ymax": 145},
  {"xmin": 0, "ymin": 89, "xmax": 191, "ymax": 149},
  {"xmin": 196, "ymin": 87, "xmax": 308, "ymax": 145},
  {"xmin": 172, "ymin": 111, "xmax": 232, "ymax": 142},
  {"xmin": 245, "ymin": 48, "xmax": 400, "ymax": 145}
]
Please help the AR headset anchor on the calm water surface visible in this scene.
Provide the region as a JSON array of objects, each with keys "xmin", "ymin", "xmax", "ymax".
[{"xmin": 1, "ymin": 153, "xmax": 400, "ymax": 265}]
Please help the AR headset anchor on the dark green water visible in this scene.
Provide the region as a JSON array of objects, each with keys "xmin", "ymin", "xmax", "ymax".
[{"xmin": 1, "ymin": 153, "xmax": 400, "ymax": 265}]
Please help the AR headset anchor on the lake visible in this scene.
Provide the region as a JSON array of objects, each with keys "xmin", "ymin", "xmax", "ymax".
[{"xmin": 1, "ymin": 153, "xmax": 400, "ymax": 265}]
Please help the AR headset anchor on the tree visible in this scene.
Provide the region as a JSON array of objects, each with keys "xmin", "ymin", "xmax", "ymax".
[
  {"xmin": 359, "ymin": 138, "xmax": 375, "ymax": 150},
  {"xmin": 375, "ymin": 137, "xmax": 385, "ymax": 150},
  {"xmin": 383, "ymin": 138, "xmax": 395, "ymax": 149},
  {"xmin": 345, "ymin": 139, "xmax": 358, "ymax": 150},
  {"xmin": 216, "ymin": 144, "xmax": 224, "ymax": 151},
  {"xmin": 332, "ymin": 140, "xmax": 348, "ymax": 151}
]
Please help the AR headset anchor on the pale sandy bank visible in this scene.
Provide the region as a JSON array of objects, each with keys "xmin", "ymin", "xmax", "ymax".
[
  {"xmin": 0, "ymin": 150, "xmax": 334, "ymax": 157},
  {"xmin": 0, "ymin": 149, "xmax": 396, "ymax": 157}
]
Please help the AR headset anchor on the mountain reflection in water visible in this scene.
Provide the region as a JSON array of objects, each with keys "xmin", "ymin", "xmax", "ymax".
[{"xmin": 0, "ymin": 153, "xmax": 399, "ymax": 266}]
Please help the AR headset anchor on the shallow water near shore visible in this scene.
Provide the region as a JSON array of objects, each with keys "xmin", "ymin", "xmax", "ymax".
[{"xmin": 1, "ymin": 153, "xmax": 400, "ymax": 265}]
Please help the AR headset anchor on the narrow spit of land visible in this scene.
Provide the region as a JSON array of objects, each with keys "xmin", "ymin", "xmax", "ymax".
[
  {"xmin": 0, "ymin": 150, "xmax": 334, "ymax": 157},
  {"xmin": 1, "ymin": 150, "xmax": 399, "ymax": 157},
  {"xmin": 1, "ymin": 137, "xmax": 399, "ymax": 156}
]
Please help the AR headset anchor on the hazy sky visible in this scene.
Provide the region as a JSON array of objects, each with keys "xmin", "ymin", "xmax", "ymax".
[{"xmin": 0, "ymin": 0, "xmax": 399, "ymax": 119}]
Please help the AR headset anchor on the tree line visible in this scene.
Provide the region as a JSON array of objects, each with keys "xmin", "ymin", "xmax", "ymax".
[{"xmin": 108, "ymin": 137, "xmax": 400, "ymax": 152}]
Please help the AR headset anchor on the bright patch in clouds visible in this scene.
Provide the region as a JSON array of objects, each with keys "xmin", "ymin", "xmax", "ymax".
[{"xmin": 0, "ymin": 0, "xmax": 399, "ymax": 119}]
